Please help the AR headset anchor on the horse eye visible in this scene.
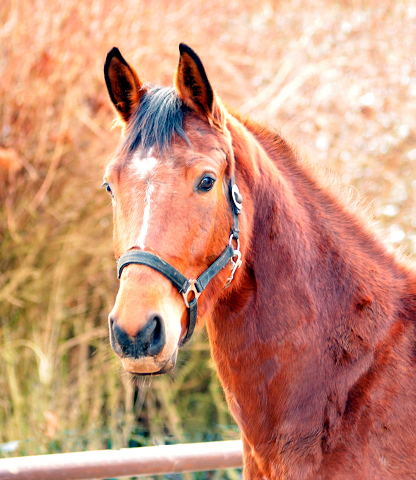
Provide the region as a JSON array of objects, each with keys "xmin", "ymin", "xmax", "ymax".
[
  {"xmin": 102, "ymin": 182, "xmax": 114, "ymax": 198},
  {"xmin": 198, "ymin": 175, "xmax": 216, "ymax": 192}
]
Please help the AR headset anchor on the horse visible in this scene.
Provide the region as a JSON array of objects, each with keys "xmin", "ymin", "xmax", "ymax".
[{"xmin": 102, "ymin": 43, "xmax": 416, "ymax": 479}]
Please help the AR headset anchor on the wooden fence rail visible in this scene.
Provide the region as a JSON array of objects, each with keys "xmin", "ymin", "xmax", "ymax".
[{"xmin": 0, "ymin": 440, "xmax": 243, "ymax": 480}]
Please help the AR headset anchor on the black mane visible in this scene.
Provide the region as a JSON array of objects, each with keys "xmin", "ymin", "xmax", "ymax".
[{"xmin": 122, "ymin": 86, "xmax": 188, "ymax": 154}]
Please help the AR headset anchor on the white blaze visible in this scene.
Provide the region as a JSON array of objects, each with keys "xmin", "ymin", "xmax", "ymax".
[
  {"xmin": 137, "ymin": 182, "xmax": 155, "ymax": 249},
  {"xmin": 131, "ymin": 149, "xmax": 159, "ymax": 249}
]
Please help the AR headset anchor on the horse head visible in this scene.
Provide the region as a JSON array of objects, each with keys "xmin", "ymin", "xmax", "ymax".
[{"xmin": 103, "ymin": 44, "xmax": 245, "ymax": 375}]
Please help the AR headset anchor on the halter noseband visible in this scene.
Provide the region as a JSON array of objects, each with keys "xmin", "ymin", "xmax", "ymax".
[{"xmin": 116, "ymin": 174, "xmax": 243, "ymax": 347}]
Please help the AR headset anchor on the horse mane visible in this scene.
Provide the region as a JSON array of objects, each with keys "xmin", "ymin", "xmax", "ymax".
[
  {"xmin": 228, "ymin": 107, "xmax": 416, "ymax": 272},
  {"xmin": 121, "ymin": 85, "xmax": 189, "ymax": 155}
]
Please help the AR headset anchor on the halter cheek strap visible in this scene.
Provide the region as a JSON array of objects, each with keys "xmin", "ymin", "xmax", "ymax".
[{"xmin": 116, "ymin": 175, "xmax": 243, "ymax": 346}]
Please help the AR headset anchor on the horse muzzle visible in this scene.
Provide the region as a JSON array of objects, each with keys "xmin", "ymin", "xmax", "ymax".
[
  {"xmin": 108, "ymin": 265, "xmax": 185, "ymax": 375},
  {"xmin": 109, "ymin": 311, "xmax": 166, "ymax": 358},
  {"xmin": 108, "ymin": 313, "xmax": 179, "ymax": 375}
]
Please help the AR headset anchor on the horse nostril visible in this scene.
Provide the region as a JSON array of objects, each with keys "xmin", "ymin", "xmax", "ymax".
[
  {"xmin": 147, "ymin": 313, "xmax": 166, "ymax": 356},
  {"xmin": 108, "ymin": 314, "xmax": 126, "ymax": 356},
  {"xmin": 109, "ymin": 315, "xmax": 115, "ymax": 332}
]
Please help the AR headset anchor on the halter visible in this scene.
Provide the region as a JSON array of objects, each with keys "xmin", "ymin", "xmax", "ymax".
[{"xmin": 116, "ymin": 174, "xmax": 243, "ymax": 346}]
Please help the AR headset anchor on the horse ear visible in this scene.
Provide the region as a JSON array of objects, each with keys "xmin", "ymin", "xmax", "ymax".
[
  {"xmin": 175, "ymin": 44, "xmax": 222, "ymax": 126},
  {"xmin": 104, "ymin": 47, "xmax": 144, "ymax": 123}
]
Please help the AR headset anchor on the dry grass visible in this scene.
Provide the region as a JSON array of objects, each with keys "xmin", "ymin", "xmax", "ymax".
[{"xmin": 1, "ymin": 0, "xmax": 416, "ymax": 475}]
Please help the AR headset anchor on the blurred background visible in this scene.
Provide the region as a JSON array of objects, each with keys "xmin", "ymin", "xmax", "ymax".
[{"xmin": 1, "ymin": 0, "xmax": 416, "ymax": 478}]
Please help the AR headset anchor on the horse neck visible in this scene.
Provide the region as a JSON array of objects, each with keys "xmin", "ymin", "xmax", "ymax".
[
  {"xmin": 207, "ymin": 114, "xmax": 415, "ymax": 461},
  {"xmin": 221, "ymin": 115, "xmax": 403, "ymax": 333}
]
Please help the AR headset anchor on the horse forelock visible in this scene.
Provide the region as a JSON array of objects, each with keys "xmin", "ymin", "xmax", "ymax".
[{"xmin": 121, "ymin": 86, "xmax": 189, "ymax": 156}]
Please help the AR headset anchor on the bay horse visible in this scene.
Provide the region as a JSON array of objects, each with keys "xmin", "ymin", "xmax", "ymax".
[{"xmin": 103, "ymin": 44, "xmax": 416, "ymax": 479}]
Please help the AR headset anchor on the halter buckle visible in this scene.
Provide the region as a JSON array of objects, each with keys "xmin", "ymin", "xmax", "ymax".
[
  {"xmin": 182, "ymin": 280, "xmax": 201, "ymax": 308},
  {"xmin": 231, "ymin": 184, "xmax": 243, "ymax": 212}
]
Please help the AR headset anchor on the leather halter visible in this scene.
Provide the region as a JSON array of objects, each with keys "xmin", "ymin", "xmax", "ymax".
[{"xmin": 116, "ymin": 174, "xmax": 243, "ymax": 346}]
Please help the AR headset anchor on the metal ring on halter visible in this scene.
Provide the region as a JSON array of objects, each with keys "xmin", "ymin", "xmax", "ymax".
[
  {"xmin": 225, "ymin": 234, "xmax": 242, "ymax": 288},
  {"xmin": 229, "ymin": 234, "xmax": 240, "ymax": 251},
  {"xmin": 182, "ymin": 280, "xmax": 201, "ymax": 308}
]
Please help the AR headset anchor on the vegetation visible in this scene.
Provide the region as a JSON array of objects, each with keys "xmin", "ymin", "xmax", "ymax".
[{"xmin": 1, "ymin": 0, "xmax": 416, "ymax": 478}]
